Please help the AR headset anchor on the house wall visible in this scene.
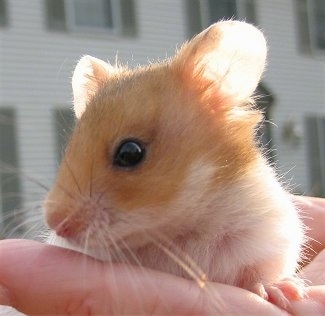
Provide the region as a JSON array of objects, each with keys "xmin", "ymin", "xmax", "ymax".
[{"xmin": 257, "ymin": 0, "xmax": 325, "ymax": 194}]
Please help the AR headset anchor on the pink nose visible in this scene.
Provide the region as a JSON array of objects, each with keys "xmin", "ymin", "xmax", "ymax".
[
  {"xmin": 46, "ymin": 211, "xmax": 86, "ymax": 238},
  {"xmin": 55, "ymin": 221, "xmax": 76, "ymax": 238}
]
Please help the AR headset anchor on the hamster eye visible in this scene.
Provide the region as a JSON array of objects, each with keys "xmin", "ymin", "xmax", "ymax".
[{"xmin": 113, "ymin": 139, "xmax": 146, "ymax": 168}]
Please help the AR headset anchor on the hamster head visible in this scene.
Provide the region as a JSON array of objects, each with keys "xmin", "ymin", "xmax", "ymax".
[{"xmin": 44, "ymin": 21, "xmax": 267, "ymax": 258}]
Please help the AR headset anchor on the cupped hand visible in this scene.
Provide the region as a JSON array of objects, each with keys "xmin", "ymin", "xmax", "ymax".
[{"xmin": 0, "ymin": 195, "xmax": 324, "ymax": 315}]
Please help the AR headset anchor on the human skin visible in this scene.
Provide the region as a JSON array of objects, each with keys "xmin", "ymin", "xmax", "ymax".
[{"xmin": 0, "ymin": 196, "xmax": 324, "ymax": 315}]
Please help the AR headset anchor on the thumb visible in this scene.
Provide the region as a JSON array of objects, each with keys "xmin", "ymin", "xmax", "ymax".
[{"xmin": 0, "ymin": 239, "xmax": 218, "ymax": 315}]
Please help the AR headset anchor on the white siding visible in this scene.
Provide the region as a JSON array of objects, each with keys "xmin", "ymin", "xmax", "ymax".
[{"xmin": 256, "ymin": 0, "xmax": 325, "ymax": 193}]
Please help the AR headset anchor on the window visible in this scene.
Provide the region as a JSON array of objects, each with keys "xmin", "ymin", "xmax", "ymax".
[
  {"xmin": 185, "ymin": 0, "xmax": 256, "ymax": 37},
  {"xmin": 0, "ymin": 108, "xmax": 22, "ymax": 237},
  {"xmin": 296, "ymin": 0, "xmax": 325, "ymax": 53},
  {"xmin": 305, "ymin": 116, "xmax": 325, "ymax": 197},
  {"xmin": 70, "ymin": 0, "xmax": 114, "ymax": 29},
  {"xmin": 53, "ymin": 108, "xmax": 75, "ymax": 162},
  {"xmin": 45, "ymin": 0, "xmax": 66, "ymax": 31},
  {"xmin": 0, "ymin": 0, "xmax": 8, "ymax": 27},
  {"xmin": 45, "ymin": 0, "xmax": 137, "ymax": 36}
]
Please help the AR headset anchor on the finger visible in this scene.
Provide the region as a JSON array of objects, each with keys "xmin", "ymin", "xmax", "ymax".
[
  {"xmin": 0, "ymin": 239, "xmax": 112, "ymax": 315},
  {"xmin": 293, "ymin": 196, "xmax": 325, "ymax": 258},
  {"xmin": 0, "ymin": 239, "xmax": 287, "ymax": 315},
  {"xmin": 290, "ymin": 286, "xmax": 325, "ymax": 316},
  {"xmin": 299, "ymin": 249, "xmax": 325, "ymax": 286}
]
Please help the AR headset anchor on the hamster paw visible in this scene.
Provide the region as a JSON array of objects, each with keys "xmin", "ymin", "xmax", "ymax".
[{"xmin": 251, "ymin": 278, "xmax": 305, "ymax": 312}]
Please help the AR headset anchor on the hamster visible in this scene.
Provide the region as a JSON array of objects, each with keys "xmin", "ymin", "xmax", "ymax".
[{"xmin": 44, "ymin": 21, "xmax": 305, "ymax": 311}]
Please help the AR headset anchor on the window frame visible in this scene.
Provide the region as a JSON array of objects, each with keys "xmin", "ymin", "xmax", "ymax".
[
  {"xmin": 186, "ymin": 0, "xmax": 257, "ymax": 38},
  {"xmin": 200, "ymin": 0, "xmax": 238, "ymax": 29},
  {"xmin": 64, "ymin": 0, "xmax": 121, "ymax": 35},
  {"xmin": 45, "ymin": 0, "xmax": 137, "ymax": 37},
  {"xmin": 0, "ymin": 0, "xmax": 8, "ymax": 27},
  {"xmin": 296, "ymin": 0, "xmax": 325, "ymax": 55},
  {"xmin": 0, "ymin": 107, "xmax": 22, "ymax": 237},
  {"xmin": 305, "ymin": 115, "xmax": 325, "ymax": 197}
]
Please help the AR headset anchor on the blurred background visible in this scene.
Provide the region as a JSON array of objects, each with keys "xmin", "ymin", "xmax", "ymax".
[{"xmin": 0, "ymin": 0, "xmax": 325, "ymax": 238}]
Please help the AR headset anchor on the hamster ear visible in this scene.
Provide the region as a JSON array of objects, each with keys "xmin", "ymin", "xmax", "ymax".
[
  {"xmin": 72, "ymin": 55, "xmax": 116, "ymax": 118},
  {"xmin": 174, "ymin": 21, "xmax": 267, "ymax": 105}
]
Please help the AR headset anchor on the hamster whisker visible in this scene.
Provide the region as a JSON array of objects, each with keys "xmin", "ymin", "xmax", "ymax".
[
  {"xmin": 83, "ymin": 225, "xmax": 91, "ymax": 253},
  {"xmin": 62, "ymin": 156, "xmax": 82, "ymax": 194},
  {"xmin": 150, "ymin": 231, "xmax": 207, "ymax": 287},
  {"xmin": 0, "ymin": 162, "xmax": 49, "ymax": 192},
  {"xmin": 108, "ymin": 235, "xmax": 130, "ymax": 265},
  {"xmin": 115, "ymin": 236, "xmax": 144, "ymax": 268},
  {"xmin": 300, "ymin": 235, "xmax": 319, "ymax": 262},
  {"xmin": 37, "ymin": 227, "xmax": 52, "ymax": 242},
  {"xmin": 20, "ymin": 220, "xmax": 45, "ymax": 240},
  {"xmin": 55, "ymin": 181, "xmax": 78, "ymax": 201},
  {"xmin": 95, "ymin": 190, "xmax": 107, "ymax": 204},
  {"xmin": 98, "ymin": 234, "xmax": 114, "ymax": 262},
  {"xmin": 0, "ymin": 204, "xmax": 42, "ymax": 237},
  {"xmin": 114, "ymin": 218, "xmax": 201, "ymax": 274},
  {"xmin": 107, "ymin": 233, "xmax": 153, "ymax": 312},
  {"xmin": 89, "ymin": 160, "xmax": 94, "ymax": 198},
  {"xmin": 117, "ymin": 221, "xmax": 196, "ymax": 274},
  {"xmin": 144, "ymin": 230, "xmax": 225, "ymax": 312},
  {"xmin": 0, "ymin": 206, "xmax": 28, "ymax": 220},
  {"xmin": 2, "ymin": 213, "xmax": 40, "ymax": 238},
  {"xmin": 105, "ymin": 241, "xmax": 149, "ymax": 314}
]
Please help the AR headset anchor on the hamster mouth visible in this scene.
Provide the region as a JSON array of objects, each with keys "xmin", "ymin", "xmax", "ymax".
[{"xmin": 55, "ymin": 233, "xmax": 143, "ymax": 262}]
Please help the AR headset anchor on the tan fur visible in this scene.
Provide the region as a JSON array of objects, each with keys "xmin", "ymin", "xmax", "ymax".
[{"xmin": 45, "ymin": 21, "xmax": 304, "ymax": 309}]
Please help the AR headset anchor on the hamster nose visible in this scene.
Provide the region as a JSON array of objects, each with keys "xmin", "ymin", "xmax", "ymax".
[
  {"xmin": 55, "ymin": 219, "xmax": 75, "ymax": 238},
  {"xmin": 46, "ymin": 210, "xmax": 86, "ymax": 238}
]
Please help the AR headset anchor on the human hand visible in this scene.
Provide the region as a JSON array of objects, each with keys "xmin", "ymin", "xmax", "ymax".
[{"xmin": 0, "ymin": 196, "xmax": 324, "ymax": 315}]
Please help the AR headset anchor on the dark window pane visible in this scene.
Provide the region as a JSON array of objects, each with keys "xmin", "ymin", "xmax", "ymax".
[
  {"xmin": 73, "ymin": 0, "xmax": 113, "ymax": 28},
  {"xmin": 305, "ymin": 116, "xmax": 325, "ymax": 197},
  {"xmin": 0, "ymin": 108, "xmax": 22, "ymax": 237},
  {"xmin": 244, "ymin": 0, "xmax": 257, "ymax": 24},
  {"xmin": 314, "ymin": 0, "xmax": 325, "ymax": 49},
  {"xmin": 120, "ymin": 0, "xmax": 137, "ymax": 36},
  {"xmin": 0, "ymin": 0, "xmax": 8, "ymax": 27},
  {"xmin": 45, "ymin": 0, "xmax": 66, "ymax": 31},
  {"xmin": 208, "ymin": 0, "xmax": 237, "ymax": 23},
  {"xmin": 185, "ymin": 0, "xmax": 203, "ymax": 37},
  {"xmin": 295, "ymin": 0, "xmax": 311, "ymax": 53}
]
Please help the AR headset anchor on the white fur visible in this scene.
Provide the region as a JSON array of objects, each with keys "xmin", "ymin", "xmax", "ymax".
[
  {"xmin": 48, "ymin": 157, "xmax": 303, "ymax": 290},
  {"xmin": 179, "ymin": 21, "xmax": 267, "ymax": 104},
  {"xmin": 72, "ymin": 55, "xmax": 117, "ymax": 118},
  {"xmin": 128, "ymin": 157, "xmax": 304, "ymax": 287}
]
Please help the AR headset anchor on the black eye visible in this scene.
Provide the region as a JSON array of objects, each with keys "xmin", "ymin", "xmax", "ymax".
[{"xmin": 113, "ymin": 139, "xmax": 146, "ymax": 168}]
